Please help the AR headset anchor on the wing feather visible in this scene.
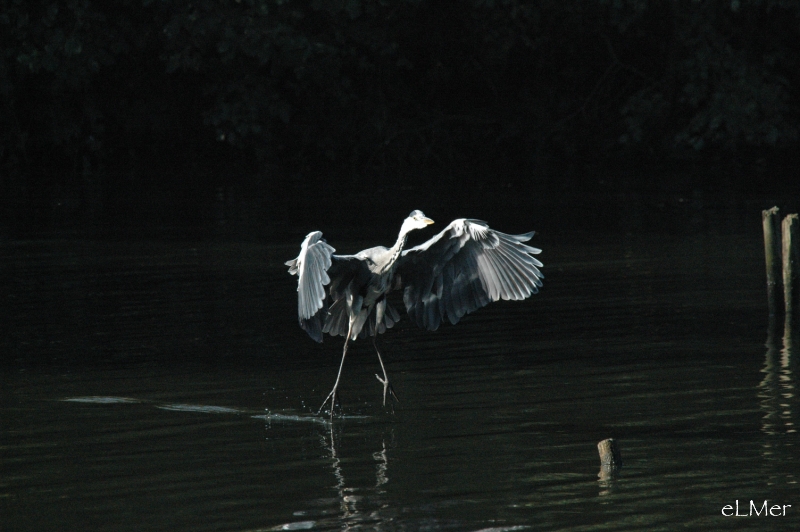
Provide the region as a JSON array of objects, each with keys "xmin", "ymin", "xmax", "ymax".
[
  {"xmin": 495, "ymin": 245, "xmax": 532, "ymax": 297},
  {"xmin": 504, "ymin": 243, "xmax": 543, "ymax": 290},
  {"xmin": 286, "ymin": 231, "xmax": 368, "ymax": 342},
  {"xmin": 395, "ymin": 219, "xmax": 543, "ymax": 331},
  {"xmin": 490, "ymin": 249, "xmax": 521, "ymax": 299},
  {"xmin": 288, "ymin": 231, "xmax": 403, "ymax": 342},
  {"xmin": 489, "ymin": 251, "xmax": 519, "ymax": 300}
]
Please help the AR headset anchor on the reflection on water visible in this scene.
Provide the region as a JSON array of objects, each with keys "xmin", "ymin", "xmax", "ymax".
[
  {"xmin": 3, "ymin": 234, "xmax": 800, "ymax": 530},
  {"xmin": 759, "ymin": 324, "xmax": 797, "ymax": 493},
  {"xmin": 761, "ymin": 327, "xmax": 797, "ymax": 437},
  {"xmin": 62, "ymin": 396, "xmax": 140, "ymax": 404}
]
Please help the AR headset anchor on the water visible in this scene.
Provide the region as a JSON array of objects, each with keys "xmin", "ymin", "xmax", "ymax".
[{"xmin": 2, "ymin": 233, "xmax": 798, "ymax": 531}]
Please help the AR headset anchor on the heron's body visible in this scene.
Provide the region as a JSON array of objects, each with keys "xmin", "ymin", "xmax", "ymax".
[{"xmin": 287, "ymin": 210, "xmax": 543, "ymax": 417}]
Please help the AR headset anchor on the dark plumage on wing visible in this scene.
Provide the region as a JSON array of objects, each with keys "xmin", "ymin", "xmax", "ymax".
[
  {"xmin": 285, "ymin": 232, "xmax": 395, "ymax": 342},
  {"xmin": 285, "ymin": 210, "xmax": 543, "ymax": 416},
  {"xmin": 396, "ymin": 219, "xmax": 543, "ymax": 331}
]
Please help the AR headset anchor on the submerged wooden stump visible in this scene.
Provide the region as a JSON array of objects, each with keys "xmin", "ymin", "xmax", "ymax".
[
  {"xmin": 763, "ymin": 207, "xmax": 782, "ymax": 317},
  {"xmin": 597, "ymin": 438, "xmax": 622, "ymax": 480}
]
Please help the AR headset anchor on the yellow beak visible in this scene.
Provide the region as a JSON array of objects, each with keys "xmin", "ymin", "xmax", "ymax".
[{"xmin": 423, "ymin": 217, "xmax": 434, "ymax": 225}]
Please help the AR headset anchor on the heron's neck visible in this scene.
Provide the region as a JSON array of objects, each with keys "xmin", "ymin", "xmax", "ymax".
[{"xmin": 383, "ymin": 230, "xmax": 409, "ymax": 273}]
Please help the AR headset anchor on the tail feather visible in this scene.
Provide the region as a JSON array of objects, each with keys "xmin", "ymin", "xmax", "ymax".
[{"xmin": 358, "ymin": 300, "xmax": 402, "ymax": 339}]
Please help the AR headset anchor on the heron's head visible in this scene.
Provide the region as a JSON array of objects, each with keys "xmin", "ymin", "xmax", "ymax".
[{"xmin": 400, "ymin": 210, "xmax": 435, "ymax": 235}]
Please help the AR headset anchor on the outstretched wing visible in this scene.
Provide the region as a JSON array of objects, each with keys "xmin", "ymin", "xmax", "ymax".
[
  {"xmin": 286, "ymin": 231, "xmax": 368, "ymax": 342},
  {"xmin": 394, "ymin": 219, "xmax": 543, "ymax": 331},
  {"xmin": 286, "ymin": 232, "xmax": 334, "ymax": 320}
]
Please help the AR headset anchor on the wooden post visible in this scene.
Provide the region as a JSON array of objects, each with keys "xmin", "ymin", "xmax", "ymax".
[
  {"xmin": 597, "ymin": 438, "xmax": 622, "ymax": 480},
  {"xmin": 783, "ymin": 214, "xmax": 799, "ymax": 329},
  {"xmin": 763, "ymin": 207, "xmax": 782, "ymax": 317}
]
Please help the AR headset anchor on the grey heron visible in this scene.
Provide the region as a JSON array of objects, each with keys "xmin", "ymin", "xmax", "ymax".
[{"xmin": 286, "ymin": 210, "xmax": 544, "ymax": 417}]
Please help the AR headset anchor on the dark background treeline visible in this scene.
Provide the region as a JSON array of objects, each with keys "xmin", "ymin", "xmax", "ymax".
[{"xmin": 2, "ymin": 0, "xmax": 799, "ymax": 239}]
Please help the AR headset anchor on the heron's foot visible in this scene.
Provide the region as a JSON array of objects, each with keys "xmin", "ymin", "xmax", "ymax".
[
  {"xmin": 375, "ymin": 374, "xmax": 399, "ymax": 409},
  {"xmin": 317, "ymin": 388, "xmax": 342, "ymax": 419}
]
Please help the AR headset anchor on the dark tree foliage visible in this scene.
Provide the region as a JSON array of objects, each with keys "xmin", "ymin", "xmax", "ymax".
[{"xmin": 1, "ymin": 0, "xmax": 798, "ymax": 233}]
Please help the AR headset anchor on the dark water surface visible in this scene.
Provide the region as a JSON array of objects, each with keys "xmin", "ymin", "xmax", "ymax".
[{"xmin": 2, "ymin": 232, "xmax": 798, "ymax": 531}]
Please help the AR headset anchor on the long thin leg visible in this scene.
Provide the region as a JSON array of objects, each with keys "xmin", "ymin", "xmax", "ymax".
[
  {"xmin": 318, "ymin": 339, "xmax": 349, "ymax": 418},
  {"xmin": 373, "ymin": 337, "xmax": 399, "ymax": 408},
  {"xmin": 318, "ymin": 321, "xmax": 354, "ymax": 418}
]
